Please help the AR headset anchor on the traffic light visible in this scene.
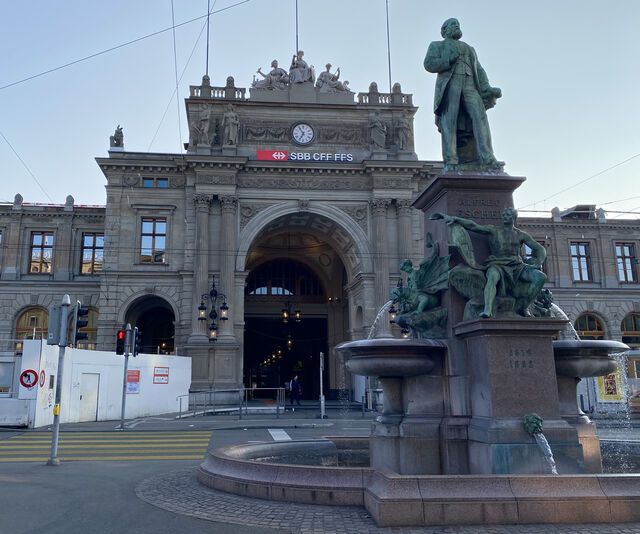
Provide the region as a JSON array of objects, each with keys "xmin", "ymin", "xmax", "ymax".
[
  {"xmin": 116, "ymin": 330, "xmax": 126, "ymax": 355},
  {"xmin": 74, "ymin": 303, "xmax": 90, "ymax": 346},
  {"xmin": 133, "ymin": 327, "xmax": 142, "ymax": 356}
]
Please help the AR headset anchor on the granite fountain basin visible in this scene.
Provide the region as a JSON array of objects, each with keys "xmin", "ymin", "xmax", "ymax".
[
  {"xmin": 336, "ymin": 338, "xmax": 446, "ymax": 378},
  {"xmin": 553, "ymin": 339, "xmax": 628, "ymax": 377}
]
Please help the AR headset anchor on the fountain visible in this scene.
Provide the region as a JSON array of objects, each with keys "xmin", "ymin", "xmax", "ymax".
[{"xmin": 197, "ymin": 19, "xmax": 640, "ymax": 527}]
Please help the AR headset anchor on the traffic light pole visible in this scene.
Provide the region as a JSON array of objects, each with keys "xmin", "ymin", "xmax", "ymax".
[
  {"xmin": 47, "ymin": 294, "xmax": 71, "ymax": 466},
  {"xmin": 116, "ymin": 323, "xmax": 132, "ymax": 431}
]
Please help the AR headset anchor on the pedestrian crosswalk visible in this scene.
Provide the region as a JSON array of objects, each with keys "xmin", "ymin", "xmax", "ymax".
[{"xmin": 0, "ymin": 431, "xmax": 211, "ymax": 463}]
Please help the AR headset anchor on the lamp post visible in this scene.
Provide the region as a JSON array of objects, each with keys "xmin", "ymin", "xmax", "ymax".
[{"xmin": 197, "ymin": 278, "xmax": 229, "ymax": 342}]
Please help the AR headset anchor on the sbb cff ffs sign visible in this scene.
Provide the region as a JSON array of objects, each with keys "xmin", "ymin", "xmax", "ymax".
[{"xmin": 257, "ymin": 150, "xmax": 354, "ymax": 162}]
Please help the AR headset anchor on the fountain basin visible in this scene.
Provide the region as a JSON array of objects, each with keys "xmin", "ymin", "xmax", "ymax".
[
  {"xmin": 553, "ymin": 339, "xmax": 628, "ymax": 377},
  {"xmin": 337, "ymin": 338, "xmax": 446, "ymax": 377},
  {"xmin": 197, "ymin": 437, "xmax": 640, "ymax": 526}
]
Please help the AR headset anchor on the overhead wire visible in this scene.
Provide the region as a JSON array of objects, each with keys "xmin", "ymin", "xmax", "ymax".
[
  {"xmin": 0, "ymin": 0, "xmax": 251, "ymax": 92},
  {"xmin": 170, "ymin": 0, "xmax": 183, "ymax": 153}
]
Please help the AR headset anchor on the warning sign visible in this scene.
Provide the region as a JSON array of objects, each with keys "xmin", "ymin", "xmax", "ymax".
[
  {"xmin": 126, "ymin": 370, "xmax": 140, "ymax": 394},
  {"xmin": 39, "ymin": 370, "xmax": 46, "ymax": 388},
  {"xmin": 20, "ymin": 369, "xmax": 38, "ymax": 388},
  {"xmin": 153, "ymin": 367, "xmax": 169, "ymax": 384}
]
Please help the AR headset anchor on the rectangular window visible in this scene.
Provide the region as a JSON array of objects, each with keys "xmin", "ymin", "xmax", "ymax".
[
  {"xmin": 140, "ymin": 218, "xmax": 166, "ymax": 263},
  {"xmin": 29, "ymin": 232, "xmax": 54, "ymax": 273},
  {"xmin": 616, "ymin": 243, "xmax": 637, "ymax": 282},
  {"xmin": 142, "ymin": 177, "xmax": 168, "ymax": 188},
  {"xmin": 81, "ymin": 233, "xmax": 104, "ymax": 274},
  {"xmin": 570, "ymin": 242, "xmax": 592, "ymax": 281}
]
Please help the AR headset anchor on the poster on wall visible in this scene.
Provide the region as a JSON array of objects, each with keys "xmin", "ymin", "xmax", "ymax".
[
  {"xmin": 153, "ymin": 367, "xmax": 169, "ymax": 384},
  {"xmin": 597, "ymin": 369, "xmax": 625, "ymax": 402},
  {"xmin": 126, "ymin": 370, "xmax": 140, "ymax": 394}
]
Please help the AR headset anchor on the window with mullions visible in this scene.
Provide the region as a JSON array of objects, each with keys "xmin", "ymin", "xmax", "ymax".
[
  {"xmin": 570, "ymin": 242, "xmax": 592, "ymax": 281},
  {"xmin": 29, "ymin": 232, "xmax": 54, "ymax": 273},
  {"xmin": 575, "ymin": 313, "xmax": 604, "ymax": 340},
  {"xmin": 246, "ymin": 260, "xmax": 324, "ymax": 297},
  {"xmin": 14, "ymin": 307, "xmax": 48, "ymax": 354},
  {"xmin": 140, "ymin": 218, "xmax": 166, "ymax": 263},
  {"xmin": 81, "ymin": 233, "xmax": 104, "ymax": 274},
  {"xmin": 142, "ymin": 177, "xmax": 168, "ymax": 188},
  {"xmin": 616, "ymin": 243, "xmax": 637, "ymax": 283}
]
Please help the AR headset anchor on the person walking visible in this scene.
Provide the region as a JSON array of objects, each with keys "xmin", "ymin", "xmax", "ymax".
[{"xmin": 289, "ymin": 375, "xmax": 301, "ymax": 407}]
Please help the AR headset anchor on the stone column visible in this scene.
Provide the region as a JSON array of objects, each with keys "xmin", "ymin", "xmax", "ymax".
[
  {"xmin": 218, "ymin": 196, "xmax": 238, "ymax": 340},
  {"xmin": 370, "ymin": 199, "xmax": 391, "ymax": 337},
  {"xmin": 190, "ymin": 194, "xmax": 212, "ymax": 342},
  {"xmin": 396, "ymin": 199, "xmax": 413, "ymax": 262}
]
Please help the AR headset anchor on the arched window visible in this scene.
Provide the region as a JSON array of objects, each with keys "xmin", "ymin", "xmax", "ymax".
[
  {"xmin": 67, "ymin": 308, "xmax": 99, "ymax": 350},
  {"xmin": 245, "ymin": 260, "xmax": 324, "ymax": 298},
  {"xmin": 15, "ymin": 307, "xmax": 48, "ymax": 354},
  {"xmin": 574, "ymin": 313, "xmax": 604, "ymax": 340},
  {"xmin": 622, "ymin": 313, "xmax": 640, "ymax": 349}
]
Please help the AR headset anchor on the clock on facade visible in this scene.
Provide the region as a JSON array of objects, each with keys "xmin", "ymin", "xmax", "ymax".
[{"xmin": 291, "ymin": 123, "xmax": 314, "ymax": 145}]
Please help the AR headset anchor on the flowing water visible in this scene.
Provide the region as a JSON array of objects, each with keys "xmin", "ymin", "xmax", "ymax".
[
  {"xmin": 533, "ymin": 432, "xmax": 559, "ymax": 475},
  {"xmin": 549, "ymin": 303, "xmax": 579, "ymax": 340},
  {"xmin": 367, "ymin": 300, "xmax": 394, "ymax": 339}
]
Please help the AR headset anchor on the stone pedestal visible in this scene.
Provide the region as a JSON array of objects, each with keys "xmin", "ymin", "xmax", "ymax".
[
  {"xmin": 454, "ymin": 318, "xmax": 585, "ymax": 474},
  {"xmin": 370, "ymin": 373, "xmax": 444, "ymax": 475}
]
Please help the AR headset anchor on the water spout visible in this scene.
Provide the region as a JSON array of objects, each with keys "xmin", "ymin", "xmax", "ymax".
[
  {"xmin": 533, "ymin": 432, "xmax": 559, "ymax": 475},
  {"xmin": 549, "ymin": 303, "xmax": 580, "ymax": 340},
  {"xmin": 367, "ymin": 300, "xmax": 394, "ymax": 339}
]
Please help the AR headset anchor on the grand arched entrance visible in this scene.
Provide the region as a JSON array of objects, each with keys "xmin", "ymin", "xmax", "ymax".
[{"xmin": 243, "ymin": 223, "xmax": 350, "ymax": 400}]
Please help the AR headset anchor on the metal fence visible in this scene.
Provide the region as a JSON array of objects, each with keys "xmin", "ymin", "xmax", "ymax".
[{"xmin": 177, "ymin": 387, "xmax": 287, "ymax": 419}]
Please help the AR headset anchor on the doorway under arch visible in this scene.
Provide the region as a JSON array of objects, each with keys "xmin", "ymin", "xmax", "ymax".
[{"xmin": 124, "ymin": 296, "xmax": 175, "ymax": 354}]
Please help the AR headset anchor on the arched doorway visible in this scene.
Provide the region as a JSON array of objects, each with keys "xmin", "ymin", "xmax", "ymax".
[
  {"xmin": 124, "ymin": 296, "xmax": 175, "ymax": 354},
  {"xmin": 243, "ymin": 225, "xmax": 349, "ymax": 401}
]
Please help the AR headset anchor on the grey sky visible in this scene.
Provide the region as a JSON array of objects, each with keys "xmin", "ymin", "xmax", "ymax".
[{"xmin": 1, "ymin": 0, "xmax": 638, "ymax": 216}]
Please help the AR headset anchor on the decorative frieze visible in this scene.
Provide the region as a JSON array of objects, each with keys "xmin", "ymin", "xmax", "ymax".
[
  {"xmin": 338, "ymin": 204, "xmax": 368, "ymax": 232},
  {"xmin": 196, "ymin": 174, "xmax": 236, "ymax": 185},
  {"xmin": 238, "ymin": 176, "xmax": 369, "ymax": 190}
]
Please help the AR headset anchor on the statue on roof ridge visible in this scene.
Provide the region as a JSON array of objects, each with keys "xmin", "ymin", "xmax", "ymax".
[
  {"xmin": 252, "ymin": 60, "xmax": 290, "ymax": 90},
  {"xmin": 316, "ymin": 63, "xmax": 350, "ymax": 93},
  {"xmin": 289, "ymin": 50, "xmax": 315, "ymax": 83}
]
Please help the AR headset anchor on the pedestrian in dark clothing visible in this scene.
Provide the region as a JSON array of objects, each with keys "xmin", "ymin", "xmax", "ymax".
[{"xmin": 290, "ymin": 375, "xmax": 301, "ymax": 406}]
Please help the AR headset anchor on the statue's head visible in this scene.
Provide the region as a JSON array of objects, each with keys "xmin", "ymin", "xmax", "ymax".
[
  {"xmin": 226, "ymin": 76, "xmax": 235, "ymax": 87},
  {"xmin": 271, "ymin": 59, "xmax": 278, "ymax": 68},
  {"xmin": 369, "ymin": 81, "xmax": 378, "ymax": 93},
  {"xmin": 325, "ymin": 63, "xmax": 332, "ymax": 70},
  {"xmin": 399, "ymin": 259, "xmax": 413, "ymax": 273},
  {"xmin": 297, "ymin": 50, "xmax": 304, "ymax": 58},
  {"xmin": 501, "ymin": 207, "xmax": 518, "ymax": 225},
  {"xmin": 441, "ymin": 18, "xmax": 462, "ymax": 40}
]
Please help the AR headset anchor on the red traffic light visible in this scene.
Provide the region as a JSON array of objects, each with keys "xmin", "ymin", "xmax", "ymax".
[
  {"xmin": 117, "ymin": 330, "xmax": 125, "ymax": 340},
  {"xmin": 116, "ymin": 330, "xmax": 126, "ymax": 355}
]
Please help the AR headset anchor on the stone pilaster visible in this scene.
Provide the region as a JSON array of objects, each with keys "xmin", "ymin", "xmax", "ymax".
[
  {"xmin": 370, "ymin": 199, "xmax": 391, "ymax": 336},
  {"xmin": 396, "ymin": 199, "xmax": 413, "ymax": 262},
  {"xmin": 218, "ymin": 195, "xmax": 238, "ymax": 340},
  {"xmin": 190, "ymin": 194, "xmax": 212, "ymax": 343}
]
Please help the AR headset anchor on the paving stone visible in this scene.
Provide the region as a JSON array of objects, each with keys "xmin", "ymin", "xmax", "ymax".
[{"xmin": 135, "ymin": 468, "xmax": 640, "ymax": 534}]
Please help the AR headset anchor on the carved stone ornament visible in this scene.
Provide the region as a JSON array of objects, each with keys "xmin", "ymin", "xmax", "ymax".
[
  {"xmin": 196, "ymin": 174, "xmax": 235, "ymax": 186},
  {"xmin": 317, "ymin": 126, "xmax": 365, "ymax": 145},
  {"xmin": 338, "ymin": 204, "xmax": 368, "ymax": 232},
  {"xmin": 240, "ymin": 204, "xmax": 270, "ymax": 229},
  {"xmin": 243, "ymin": 122, "xmax": 289, "ymax": 143},
  {"xmin": 396, "ymin": 199, "xmax": 413, "ymax": 216},
  {"xmin": 123, "ymin": 175, "xmax": 139, "ymax": 187},
  {"xmin": 193, "ymin": 194, "xmax": 212, "ymax": 211},
  {"xmin": 238, "ymin": 176, "xmax": 369, "ymax": 191},
  {"xmin": 170, "ymin": 176, "xmax": 186, "ymax": 188},
  {"xmin": 298, "ymin": 199, "xmax": 310, "ymax": 212},
  {"xmin": 370, "ymin": 199, "xmax": 391, "ymax": 216},
  {"xmin": 219, "ymin": 196, "xmax": 238, "ymax": 213}
]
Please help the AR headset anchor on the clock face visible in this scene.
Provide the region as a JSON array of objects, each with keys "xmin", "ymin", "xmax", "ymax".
[{"xmin": 292, "ymin": 123, "xmax": 314, "ymax": 145}]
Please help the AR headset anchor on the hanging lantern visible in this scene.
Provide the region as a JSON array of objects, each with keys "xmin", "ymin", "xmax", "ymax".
[
  {"xmin": 286, "ymin": 335, "xmax": 293, "ymax": 351},
  {"xmin": 294, "ymin": 310, "xmax": 301, "ymax": 323},
  {"xmin": 389, "ymin": 303, "xmax": 397, "ymax": 323},
  {"xmin": 209, "ymin": 323, "xmax": 217, "ymax": 341},
  {"xmin": 198, "ymin": 300, "xmax": 207, "ymax": 321},
  {"xmin": 282, "ymin": 308, "xmax": 289, "ymax": 323},
  {"xmin": 220, "ymin": 301, "xmax": 229, "ymax": 320},
  {"xmin": 401, "ymin": 327, "xmax": 410, "ymax": 339}
]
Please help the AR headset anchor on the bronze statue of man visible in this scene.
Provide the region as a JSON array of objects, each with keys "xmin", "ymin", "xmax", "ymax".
[
  {"xmin": 424, "ymin": 18, "xmax": 502, "ymax": 170},
  {"xmin": 431, "ymin": 208, "xmax": 546, "ymax": 318}
]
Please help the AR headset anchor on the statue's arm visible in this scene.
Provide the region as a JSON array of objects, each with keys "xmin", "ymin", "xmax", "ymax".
[
  {"xmin": 430, "ymin": 212, "xmax": 491, "ymax": 234},
  {"xmin": 522, "ymin": 232, "xmax": 546, "ymax": 268},
  {"xmin": 424, "ymin": 42, "xmax": 452, "ymax": 73}
]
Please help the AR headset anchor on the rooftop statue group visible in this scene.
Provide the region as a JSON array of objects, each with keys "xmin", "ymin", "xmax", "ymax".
[
  {"xmin": 424, "ymin": 18, "xmax": 502, "ymax": 171},
  {"xmin": 392, "ymin": 208, "xmax": 549, "ymax": 338},
  {"xmin": 252, "ymin": 51, "xmax": 351, "ymax": 93}
]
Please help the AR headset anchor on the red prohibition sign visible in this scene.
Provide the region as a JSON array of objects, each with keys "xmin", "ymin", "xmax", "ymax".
[
  {"xmin": 39, "ymin": 370, "xmax": 46, "ymax": 387},
  {"xmin": 20, "ymin": 369, "xmax": 38, "ymax": 388}
]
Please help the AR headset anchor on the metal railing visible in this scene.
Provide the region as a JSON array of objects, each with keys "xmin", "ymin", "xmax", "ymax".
[{"xmin": 177, "ymin": 387, "xmax": 286, "ymax": 419}]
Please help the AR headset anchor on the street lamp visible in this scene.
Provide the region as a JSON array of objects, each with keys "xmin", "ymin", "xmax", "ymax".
[{"xmin": 197, "ymin": 278, "xmax": 229, "ymax": 342}]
